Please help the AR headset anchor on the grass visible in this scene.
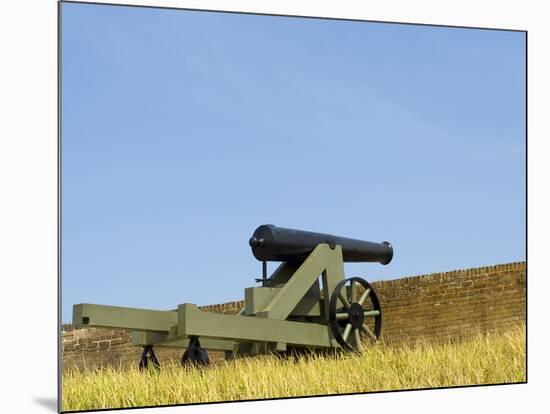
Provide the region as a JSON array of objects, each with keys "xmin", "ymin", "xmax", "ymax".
[{"xmin": 62, "ymin": 324, "xmax": 526, "ymax": 412}]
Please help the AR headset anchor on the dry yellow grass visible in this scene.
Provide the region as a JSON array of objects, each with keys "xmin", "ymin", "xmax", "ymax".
[{"xmin": 62, "ymin": 324, "xmax": 526, "ymax": 412}]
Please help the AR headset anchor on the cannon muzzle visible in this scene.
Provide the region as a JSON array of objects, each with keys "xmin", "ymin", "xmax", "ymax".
[{"xmin": 249, "ymin": 225, "xmax": 393, "ymax": 264}]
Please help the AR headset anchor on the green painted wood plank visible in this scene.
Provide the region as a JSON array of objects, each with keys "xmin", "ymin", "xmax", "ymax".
[
  {"xmin": 178, "ymin": 304, "xmax": 337, "ymax": 348},
  {"xmin": 72, "ymin": 303, "xmax": 177, "ymax": 332}
]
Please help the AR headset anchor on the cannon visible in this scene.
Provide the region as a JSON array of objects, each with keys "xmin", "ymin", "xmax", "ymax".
[
  {"xmin": 72, "ymin": 225, "xmax": 393, "ymax": 367},
  {"xmin": 250, "ymin": 224, "xmax": 393, "ymax": 263}
]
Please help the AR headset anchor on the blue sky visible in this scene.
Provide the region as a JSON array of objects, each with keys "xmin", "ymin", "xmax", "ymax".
[{"xmin": 61, "ymin": 3, "xmax": 525, "ymax": 323}]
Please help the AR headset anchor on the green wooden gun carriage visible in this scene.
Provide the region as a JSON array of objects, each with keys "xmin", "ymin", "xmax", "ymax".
[{"xmin": 72, "ymin": 225, "xmax": 393, "ymax": 367}]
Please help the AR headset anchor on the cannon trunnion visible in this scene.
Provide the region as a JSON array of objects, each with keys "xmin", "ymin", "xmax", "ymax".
[{"xmin": 72, "ymin": 224, "xmax": 392, "ymax": 367}]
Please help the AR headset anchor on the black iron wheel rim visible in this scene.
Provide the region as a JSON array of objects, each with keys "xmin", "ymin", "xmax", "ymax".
[{"xmin": 329, "ymin": 276, "xmax": 382, "ymax": 352}]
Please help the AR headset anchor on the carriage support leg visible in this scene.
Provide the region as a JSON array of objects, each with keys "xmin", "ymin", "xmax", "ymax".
[
  {"xmin": 181, "ymin": 336, "xmax": 210, "ymax": 366},
  {"xmin": 138, "ymin": 345, "xmax": 161, "ymax": 370}
]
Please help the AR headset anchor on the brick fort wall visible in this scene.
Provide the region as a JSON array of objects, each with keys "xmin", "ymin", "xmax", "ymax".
[{"xmin": 62, "ymin": 261, "xmax": 525, "ymax": 370}]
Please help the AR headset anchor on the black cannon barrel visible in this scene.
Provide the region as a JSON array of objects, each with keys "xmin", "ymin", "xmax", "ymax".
[{"xmin": 249, "ymin": 225, "xmax": 393, "ymax": 264}]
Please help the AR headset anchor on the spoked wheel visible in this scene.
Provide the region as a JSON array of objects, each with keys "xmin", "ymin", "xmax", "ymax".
[
  {"xmin": 329, "ymin": 277, "xmax": 382, "ymax": 352},
  {"xmin": 181, "ymin": 336, "xmax": 210, "ymax": 366},
  {"xmin": 139, "ymin": 345, "xmax": 161, "ymax": 370}
]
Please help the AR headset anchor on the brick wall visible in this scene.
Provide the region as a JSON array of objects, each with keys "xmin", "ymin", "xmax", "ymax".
[
  {"xmin": 371, "ymin": 261, "xmax": 525, "ymax": 343},
  {"xmin": 62, "ymin": 261, "xmax": 525, "ymax": 370},
  {"xmin": 62, "ymin": 328, "xmax": 184, "ymax": 371}
]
